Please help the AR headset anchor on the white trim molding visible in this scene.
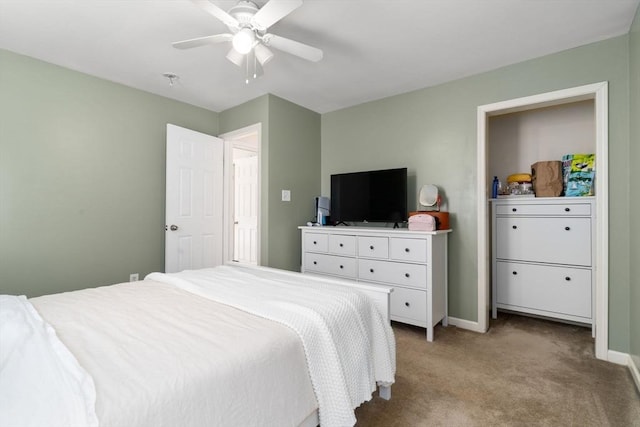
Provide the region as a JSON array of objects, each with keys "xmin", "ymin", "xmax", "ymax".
[
  {"xmin": 446, "ymin": 316, "xmax": 484, "ymax": 333},
  {"xmin": 220, "ymin": 123, "xmax": 262, "ymax": 266},
  {"xmin": 476, "ymin": 82, "xmax": 609, "ymax": 360},
  {"xmin": 607, "ymin": 350, "xmax": 630, "ymax": 366},
  {"xmin": 629, "ymin": 355, "xmax": 640, "ymax": 393},
  {"xmin": 607, "ymin": 351, "xmax": 640, "ymax": 394}
]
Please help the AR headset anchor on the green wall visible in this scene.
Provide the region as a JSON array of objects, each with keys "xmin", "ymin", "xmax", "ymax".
[
  {"xmin": 220, "ymin": 94, "xmax": 321, "ymax": 271},
  {"xmin": 321, "ymin": 36, "xmax": 632, "ymax": 352},
  {"xmin": 266, "ymin": 95, "xmax": 321, "ymax": 270},
  {"xmin": 0, "ymin": 49, "xmax": 219, "ymax": 297},
  {"xmin": 629, "ymin": 6, "xmax": 640, "ymax": 371},
  {"xmin": 0, "ymin": 49, "xmax": 321, "ymax": 296}
]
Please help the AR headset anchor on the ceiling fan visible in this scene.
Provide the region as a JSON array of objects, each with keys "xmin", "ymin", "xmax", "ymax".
[{"xmin": 173, "ymin": 0, "xmax": 323, "ymax": 83}]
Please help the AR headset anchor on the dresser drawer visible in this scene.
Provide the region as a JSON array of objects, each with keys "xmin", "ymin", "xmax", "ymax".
[
  {"xmin": 304, "ymin": 233, "xmax": 328, "ymax": 253},
  {"xmin": 389, "ymin": 238, "xmax": 428, "ymax": 263},
  {"xmin": 304, "ymin": 253, "xmax": 357, "ymax": 279},
  {"xmin": 390, "ymin": 287, "xmax": 427, "ymax": 324},
  {"xmin": 495, "ymin": 203, "xmax": 591, "ymax": 216},
  {"xmin": 358, "ymin": 259, "xmax": 427, "ymax": 289},
  {"xmin": 357, "ymin": 236, "xmax": 389, "ymax": 259},
  {"xmin": 496, "ymin": 217, "xmax": 591, "ymax": 266},
  {"xmin": 496, "ymin": 261, "xmax": 591, "ymax": 319},
  {"xmin": 329, "ymin": 234, "xmax": 356, "ymax": 256}
]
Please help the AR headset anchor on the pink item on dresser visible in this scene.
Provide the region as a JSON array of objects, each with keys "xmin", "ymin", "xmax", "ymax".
[{"xmin": 408, "ymin": 214, "xmax": 436, "ymax": 231}]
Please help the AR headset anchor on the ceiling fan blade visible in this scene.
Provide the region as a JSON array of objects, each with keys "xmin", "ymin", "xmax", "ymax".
[
  {"xmin": 189, "ymin": 0, "xmax": 239, "ymax": 29},
  {"xmin": 264, "ymin": 34, "xmax": 323, "ymax": 62},
  {"xmin": 173, "ymin": 34, "xmax": 233, "ymax": 49},
  {"xmin": 252, "ymin": 0, "xmax": 302, "ymax": 30}
]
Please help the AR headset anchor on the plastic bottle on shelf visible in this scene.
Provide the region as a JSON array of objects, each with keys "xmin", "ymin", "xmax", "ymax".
[{"xmin": 492, "ymin": 176, "xmax": 499, "ymax": 198}]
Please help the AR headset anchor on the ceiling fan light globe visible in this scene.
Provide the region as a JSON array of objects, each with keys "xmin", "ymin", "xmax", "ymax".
[
  {"xmin": 232, "ymin": 28, "xmax": 255, "ymax": 54},
  {"xmin": 226, "ymin": 48, "xmax": 244, "ymax": 67},
  {"xmin": 254, "ymin": 43, "xmax": 274, "ymax": 66}
]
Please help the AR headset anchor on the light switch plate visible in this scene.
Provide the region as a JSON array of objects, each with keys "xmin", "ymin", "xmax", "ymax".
[{"xmin": 281, "ymin": 190, "xmax": 291, "ymax": 202}]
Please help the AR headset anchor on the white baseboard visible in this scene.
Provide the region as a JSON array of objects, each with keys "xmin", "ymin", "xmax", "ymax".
[
  {"xmin": 446, "ymin": 316, "xmax": 486, "ymax": 333},
  {"xmin": 607, "ymin": 350, "xmax": 640, "ymax": 394},
  {"xmin": 607, "ymin": 350, "xmax": 629, "ymax": 366},
  {"xmin": 629, "ymin": 354, "xmax": 640, "ymax": 393}
]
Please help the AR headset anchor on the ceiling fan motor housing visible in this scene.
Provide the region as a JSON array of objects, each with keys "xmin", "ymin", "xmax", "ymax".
[{"xmin": 229, "ymin": 1, "xmax": 259, "ymax": 28}]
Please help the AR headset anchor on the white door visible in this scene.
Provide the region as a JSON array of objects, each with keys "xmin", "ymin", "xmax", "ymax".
[
  {"xmin": 165, "ymin": 124, "xmax": 224, "ymax": 273},
  {"xmin": 233, "ymin": 155, "xmax": 258, "ymax": 264}
]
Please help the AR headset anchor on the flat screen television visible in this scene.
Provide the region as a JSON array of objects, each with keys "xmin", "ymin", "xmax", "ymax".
[{"xmin": 330, "ymin": 167, "xmax": 407, "ymax": 225}]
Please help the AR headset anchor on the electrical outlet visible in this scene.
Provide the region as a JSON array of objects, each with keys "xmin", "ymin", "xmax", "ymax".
[
  {"xmin": 129, "ymin": 273, "xmax": 139, "ymax": 282},
  {"xmin": 281, "ymin": 189, "xmax": 291, "ymax": 202}
]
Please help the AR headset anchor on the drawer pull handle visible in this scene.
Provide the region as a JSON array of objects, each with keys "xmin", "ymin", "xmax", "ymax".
[
  {"xmin": 512, "ymin": 225, "xmax": 517, "ymax": 229},
  {"xmin": 339, "ymin": 265, "xmax": 344, "ymax": 269},
  {"xmin": 405, "ymin": 302, "xmax": 410, "ymax": 307},
  {"xmin": 405, "ymin": 248, "xmax": 410, "ymax": 253},
  {"xmin": 565, "ymin": 207, "xmax": 570, "ymax": 212},
  {"xmin": 339, "ymin": 243, "xmax": 344, "ymax": 247},
  {"xmin": 370, "ymin": 245, "xmax": 374, "ymax": 250},
  {"xmin": 565, "ymin": 276, "xmax": 571, "ymax": 281},
  {"xmin": 512, "ymin": 208, "xmax": 517, "ymax": 212},
  {"xmin": 565, "ymin": 226, "xmax": 570, "ymax": 231},
  {"xmin": 512, "ymin": 271, "xmax": 518, "ymax": 275},
  {"xmin": 313, "ymin": 241, "xmax": 317, "ymax": 245},
  {"xmin": 405, "ymin": 273, "xmax": 410, "ymax": 278},
  {"xmin": 370, "ymin": 268, "xmax": 374, "ymax": 273},
  {"xmin": 313, "ymin": 261, "xmax": 317, "ymax": 265}
]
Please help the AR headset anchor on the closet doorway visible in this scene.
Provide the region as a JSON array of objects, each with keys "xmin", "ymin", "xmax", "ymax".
[
  {"xmin": 476, "ymin": 82, "xmax": 609, "ymax": 360},
  {"xmin": 221, "ymin": 123, "xmax": 261, "ymax": 266}
]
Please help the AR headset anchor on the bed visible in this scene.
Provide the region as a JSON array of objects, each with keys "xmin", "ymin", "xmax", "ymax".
[{"xmin": 0, "ymin": 264, "xmax": 395, "ymax": 427}]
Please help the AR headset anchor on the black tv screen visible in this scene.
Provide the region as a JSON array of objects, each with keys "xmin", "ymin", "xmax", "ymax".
[{"xmin": 330, "ymin": 168, "xmax": 407, "ymax": 224}]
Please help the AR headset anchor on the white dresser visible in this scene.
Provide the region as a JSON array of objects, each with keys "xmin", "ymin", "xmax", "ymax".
[
  {"xmin": 490, "ymin": 197, "xmax": 595, "ymax": 326},
  {"xmin": 299, "ymin": 226, "xmax": 451, "ymax": 341}
]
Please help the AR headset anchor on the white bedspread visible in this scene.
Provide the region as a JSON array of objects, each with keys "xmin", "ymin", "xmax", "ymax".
[
  {"xmin": 29, "ymin": 280, "xmax": 318, "ymax": 427},
  {"xmin": 2, "ymin": 265, "xmax": 395, "ymax": 427},
  {"xmin": 0, "ymin": 295, "xmax": 98, "ymax": 427},
  {"xmin": 147, "ymin": 264, "xmax": 396, "ymax": 427}
]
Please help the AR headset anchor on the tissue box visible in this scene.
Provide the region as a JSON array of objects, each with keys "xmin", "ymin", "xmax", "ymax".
[{"xmin": 408, "ymin": 214, "xmax": 436, "ymax": 231}]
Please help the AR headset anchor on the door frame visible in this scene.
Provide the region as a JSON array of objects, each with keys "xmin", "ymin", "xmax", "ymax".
[
  {"xmin": 476, "ymin": 82, "xmax": 609, "ymax": 360},
  {"xmin": 220, "ymin": 123, "xmax": 262, "ymax": 265}
]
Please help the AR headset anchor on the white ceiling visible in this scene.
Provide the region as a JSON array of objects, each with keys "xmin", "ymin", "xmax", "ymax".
[{"xmin": 0, "ymin": 0, "xmax": 638, "ymax": 114}]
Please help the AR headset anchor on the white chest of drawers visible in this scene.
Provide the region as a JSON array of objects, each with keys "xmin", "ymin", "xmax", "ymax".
[
  {"xmin": 299, "ymin": 226, "xmax": 451, "ymax": 341},
  {"xmin": 490, "ymin": 197, "xmax": 595, "ymax": 326}
]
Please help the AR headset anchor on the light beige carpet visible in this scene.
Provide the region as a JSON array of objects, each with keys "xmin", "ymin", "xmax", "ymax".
[{"xmin": 355, "ymin": 313, "xmax": 640, "ymax": 426}]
